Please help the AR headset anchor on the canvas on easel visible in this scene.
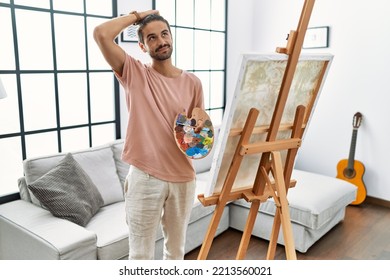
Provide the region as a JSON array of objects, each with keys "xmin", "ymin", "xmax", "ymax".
[
  {"xmin": 204, "ymin": 53, "xmax": 333, "ymax": 197},
  {"xmin": 196, "ymin": 0, "xmax": 332, "ymax": 260}
]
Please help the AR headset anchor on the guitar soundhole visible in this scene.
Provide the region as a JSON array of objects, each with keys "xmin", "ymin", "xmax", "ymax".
[{"xmin": 343, "ymin": 168, "xmax": 356, "ymax": 179}]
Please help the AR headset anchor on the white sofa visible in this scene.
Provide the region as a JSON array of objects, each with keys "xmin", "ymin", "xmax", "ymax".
[{"xmin": 0, "ymin": 139, "xmax": 357, "ymax": 259}]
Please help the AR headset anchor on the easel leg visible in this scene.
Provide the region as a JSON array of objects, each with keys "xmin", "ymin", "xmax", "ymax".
[
  {"xmin": 270, "ymin": 151, "xmax": 297, "ymax": 260},
  {"xmin": 236, "ymin": 200, "xmax": 260, "ymax": 260},
  {"xmin": 197, "ymin": 202, "xmax": 227, "ymax": 260},
  {"xmin": 266, "ymin": 208, "xmax": 281, "ymax": 259}
]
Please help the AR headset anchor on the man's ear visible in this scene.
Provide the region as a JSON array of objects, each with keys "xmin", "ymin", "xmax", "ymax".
[{"xmin": 138, "ymin": 42, "xmax": 147, "ymax": 53}]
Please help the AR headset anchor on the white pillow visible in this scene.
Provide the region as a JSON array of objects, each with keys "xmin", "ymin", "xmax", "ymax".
[{"xmin": 24, "ymin": 144, "xmax": 124, "ymax": 206}]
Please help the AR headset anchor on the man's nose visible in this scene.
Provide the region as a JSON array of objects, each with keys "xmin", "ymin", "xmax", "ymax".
[{"xmin": 156, "ymin": 35, "xmax": 165, "ymax": 45}]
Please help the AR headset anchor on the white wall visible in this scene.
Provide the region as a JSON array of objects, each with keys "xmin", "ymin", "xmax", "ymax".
[
  {"xmin": 117, "ymin": 0, "xmax": 390, "ymax": 202},
  {"xmin": 225, "ymin": 0, "xmax": 257, "ymax": 101}
]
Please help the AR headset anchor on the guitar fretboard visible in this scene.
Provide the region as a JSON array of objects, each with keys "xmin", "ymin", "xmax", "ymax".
[{"xmin": 347, "ymin": 128, "xmax": 358, "ymax": 171}]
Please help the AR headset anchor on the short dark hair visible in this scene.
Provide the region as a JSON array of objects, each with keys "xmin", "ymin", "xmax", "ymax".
[{"xmin": 137, "ymin": 14, "xmax": 172, "ymax": 44}]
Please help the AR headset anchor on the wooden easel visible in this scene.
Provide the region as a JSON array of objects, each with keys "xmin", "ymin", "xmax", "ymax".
[{"xmin": 197, "ymin": 0, "xmax": 316, "ymax": 260}]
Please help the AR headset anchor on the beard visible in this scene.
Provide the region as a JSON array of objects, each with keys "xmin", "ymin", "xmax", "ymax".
[{"xmin": 150, "ymin": 44, "xmax": 173, "ymax": 61}]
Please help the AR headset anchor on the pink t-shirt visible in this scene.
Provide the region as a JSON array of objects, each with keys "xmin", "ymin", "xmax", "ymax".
[{"xmin": 115, "ymin": 54, "xmax": 204, "ymax": 182}]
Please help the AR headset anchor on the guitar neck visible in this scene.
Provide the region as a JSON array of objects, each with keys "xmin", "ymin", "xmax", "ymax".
[{"xmin": 347, "ymin": 128, "xmax": 358, "ymax": 170}]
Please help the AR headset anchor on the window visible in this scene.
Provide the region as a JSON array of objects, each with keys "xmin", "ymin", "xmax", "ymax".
[
  {"xmin": 0, "ymin": 0, "xmax": 118, "ymax": 198},
  {"xmin": 155, "ymin": 0, "xmax": 227, "ymax": 125},
  {"xmin": 0, "ymin": 0, "xmax": 227, "ymax": 200}
]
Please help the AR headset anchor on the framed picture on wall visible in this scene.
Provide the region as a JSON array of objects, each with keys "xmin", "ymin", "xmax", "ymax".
[
  {"xmin": 121, "ymin": 24, "xmax": 139, "ymax": 42},
  {"xmin": 303, "ymin": 26, "xmax": 329, "ymax": 49}
]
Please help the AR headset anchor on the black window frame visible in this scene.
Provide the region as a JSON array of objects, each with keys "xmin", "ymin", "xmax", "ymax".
[{"xmin": 0, "ymin": 0, "xmax": 120, "ymax": 203}]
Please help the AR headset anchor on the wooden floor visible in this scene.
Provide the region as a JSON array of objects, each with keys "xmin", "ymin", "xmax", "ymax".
[{"xmin": 185, "ymin": 202, "xmax": 390, "ymax": 260}]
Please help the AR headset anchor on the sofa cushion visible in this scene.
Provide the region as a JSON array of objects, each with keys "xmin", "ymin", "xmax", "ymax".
[
  {"xmin": 85, "ymin": 202, "xmax": 128, "ymax": 260},
  {"xmin": 229, "ymin": 202, "xmax": 347, "ymax": 253},
  {"xmin": 23, "ymin": 144, "xmax": 124, "ymax": 207},
  {"xmin": 27, "ymin": 153, "xmax": 104, "ymax": 227},
  {"xmin": 109, "ymin": 139, "xmax": 130, "ymax": 187},
  {"xmin": 18, "ymin": 177, "xmax": 31, "ymax": 202},
  {"xmin": 0, "ymin": 200, "xmax": 97, "ymax": 259}
]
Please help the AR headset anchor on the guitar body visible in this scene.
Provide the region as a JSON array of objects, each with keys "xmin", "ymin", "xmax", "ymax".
[{"xmin": 336, "ymin": 159, "xmax": 366, "ymax": 205}]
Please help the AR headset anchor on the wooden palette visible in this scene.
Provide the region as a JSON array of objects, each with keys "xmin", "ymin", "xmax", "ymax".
[{"xmin": 174, "ymin": 108, "xmax": 214, "ymax": 159}]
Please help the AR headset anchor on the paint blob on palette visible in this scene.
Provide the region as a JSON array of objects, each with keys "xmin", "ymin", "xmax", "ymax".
[{"xmin": 174, "ymin": 108, "xmax": 214, "ymax": 159}]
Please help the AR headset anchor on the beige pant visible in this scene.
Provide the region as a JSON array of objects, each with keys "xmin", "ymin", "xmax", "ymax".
[{"xmin": 124, "ymin": 166, "xmax": 196, "ymax": 260}]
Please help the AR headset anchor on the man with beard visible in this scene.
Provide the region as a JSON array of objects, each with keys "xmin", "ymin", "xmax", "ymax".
[{"xmin": 94, "ymin": 10, "xmax": 204, "ymax": 260}]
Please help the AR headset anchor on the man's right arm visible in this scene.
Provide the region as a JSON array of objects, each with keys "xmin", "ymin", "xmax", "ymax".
[{"xmin": 93, "ymin": 10, "xmax": 158, "ymax": 76}]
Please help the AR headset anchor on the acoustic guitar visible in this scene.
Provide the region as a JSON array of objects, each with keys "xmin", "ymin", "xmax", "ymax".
[{"xmin": 336, "ymin": 112, "xmax": 366, "ymax": 205}]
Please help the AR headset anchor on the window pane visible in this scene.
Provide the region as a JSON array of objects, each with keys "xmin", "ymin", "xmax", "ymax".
[
  {"xmin": 195, "ymin": 0, "xmax": 211, "ymax": 29},
  {"xmin": 92, "ymin": 124, "xmax": 116, "ymax": 147},
  {"xmin": 170, "ymin": 27, "xmax": 177, "ymax": 66},
  {"xmin": 53, "ymin": 0, "xmax": 84, "ymax": 13},
  {"xmin": 54, "ymin": 14, "xmax": 86, "ymax": 70},
  {"xmin": 61, "ymin": 127, "xmax": 90, "ymax": 152},
  {"xmin": 21, "ymin": 74, "xmax": 56, "ymax": 131},
  {"xmin": 209, "ymin": 109, "xmax": 223, "ymax": 127},
  {"xmin": 195, "ymin": 72, "xmax": 210, "ymax": 109},
  {"xmin": 175, "ymin": 28, "xmax": 193, "ymax": 70},
  {"xmin": 14, "ymin": 0, "xmax": 50, "ymax": 9},
  {"xmin": 0, "ymin": 74, "xmax": 20, "ymax": 134},
  {"xmin": 87, "ymin": 17, "xmax": 111, "ymax": 70},
  {"xmin": 210, "ymin": 32, "xmax": 225, "ymax": 69},
  {"xmin": 155, "ymin": 0, "xmax": 175, "ymax": 25},
  {"xmin": 0, "ymin": 137, "xmax": 23, "ymax": 196},
  {"xmin": 89, "ymin": 73, "xmax": 115, "ymax": 123},
  {"xmin": 25, "ymin": 132, "xmax": 58, "ymax": 158},
  {"xmin": 86, "ymin": 0, "xmax": 112, "ymax": 16},
  {"xmin": 0, "ymin": 1, "xmax": 117, "ymax": 200},
  {"xmin": 211, "ymin": 0, "xmax": 226, "ymax": 31},
  {"xmin": 194, "ymin": 30, "xmax": 210, "ymax": 70},
  {"xmin": 176, "ymin": 0, "xmax": 193, "ymax": 27},
  {"xmin": 58, "ymin": 73, "xmax": 88, "ymax": 127},
  {"xmin": 16, "ymin": 9, "xmax": 53, "ymax": 70},
  {"xmin": 210, "ymin": 71, "xmax": 224, "ymax": 108},
  {"xmin": 0, "ymin": 7, "xmax": 15, "ymax": 70}
]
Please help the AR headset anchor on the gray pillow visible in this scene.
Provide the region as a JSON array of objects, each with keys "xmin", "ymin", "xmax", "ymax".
[{"xmin": 28, "ymin": 153, "xmax": 104, "ymax": 226}]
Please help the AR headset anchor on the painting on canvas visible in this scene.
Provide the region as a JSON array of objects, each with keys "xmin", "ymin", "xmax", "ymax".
[{"xmin": 204, "ymin": 53, "xmax": 333, "ymax": 196}]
